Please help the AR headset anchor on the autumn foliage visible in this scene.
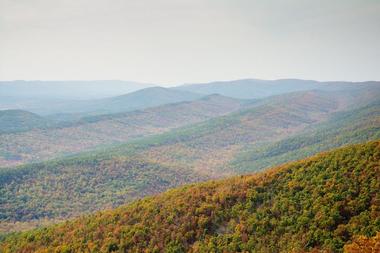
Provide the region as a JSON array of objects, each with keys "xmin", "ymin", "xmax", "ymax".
[{"xmin": 0, "ymin": 140, "xmax": 379, "ymax": 252}]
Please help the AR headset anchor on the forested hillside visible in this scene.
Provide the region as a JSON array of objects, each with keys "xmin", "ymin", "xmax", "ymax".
[
  {"xmin": 1, "ymin": 141, "xmax": 379, "ymax": 252},
  {"xmin": 0, "ymin": 95, "xmax": 244, "ymax": 167},
  {"xmin": 0, "ymin": 156, "xmax": 208, "ymax": 227},
  {"xmin": 230, "ymin": 100, "xmax": 380, "ymax": 173},
  {"xmin": 1, "ymin": 88, "xmax": 380, "ymax": 233}
]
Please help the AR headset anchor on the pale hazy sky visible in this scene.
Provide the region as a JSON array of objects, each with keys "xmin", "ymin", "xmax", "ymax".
[{"xmin": 0, "ymin": 0, "xmax": 379, "ymax": 85}]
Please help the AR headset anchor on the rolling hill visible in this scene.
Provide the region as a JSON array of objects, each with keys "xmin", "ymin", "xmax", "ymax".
[
  {"xmin": 1, "ymin": 141, "xmax": 379, "ymax": 252},
  {"xmin": 0, "ymin": 94, "xmax": 244, "ymax": 167},
  {"xmin": 1, "ymin": 87, "xmax": 380, "ymax": 233}
]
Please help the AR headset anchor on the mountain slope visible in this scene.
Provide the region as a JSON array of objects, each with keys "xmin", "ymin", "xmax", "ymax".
[
  {"xmin": 177, "ymin": 79, "xmax": 379, "ymax": 99},
  {"xmin": 1, "ymin": 89, "xmax": 380, "ymax": 232},
  {"xmin": 1, "ymin": 141, "xmax": 379, "ymax": 252},
  {"xmin": 230, "ymin": 100, "xmax": 380, "ymax": 173},
  {"xmin": 0, "ymin": 110, "xmax": 50, "ymax": 134},
  {"xmin": 119, "ymin": 88, "xmax": 380, "ymax": 176},
  {"xmin": 0, "ymin": 94, "xmax": 244, "ymax": 167},
  {"xmin": 0, "ymin": 155, "xmax": 209, "ymax": 227}
]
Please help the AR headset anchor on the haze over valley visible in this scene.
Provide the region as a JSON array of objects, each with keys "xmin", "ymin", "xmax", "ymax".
[{"xmin": 1, "ymin": 0, "xmax": 379, "ymax": 252}]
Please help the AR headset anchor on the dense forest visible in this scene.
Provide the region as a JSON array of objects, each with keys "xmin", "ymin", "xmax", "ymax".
[
  {"xmin": 0, "ymin": 156, "xmax": 208, "ymax": 231},
  {"xmin": 1, "ymin": 140, "xmax": 379, "ymax": 252}
]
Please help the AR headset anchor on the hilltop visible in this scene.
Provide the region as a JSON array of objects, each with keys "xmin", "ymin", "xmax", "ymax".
[{"xmin": 1, "ymin": 140, "xmax": 379, "ymax": 252}]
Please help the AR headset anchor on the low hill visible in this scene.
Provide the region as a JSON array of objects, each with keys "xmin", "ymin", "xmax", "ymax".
[
  {"xmin": 0, "ymin": 110, "xmax": 49, "ymax": 134},
  {"xmin": 177, "ymin": 79, "xmax": 379, "ymax": 99},
  {"xmin": 0, "ymin": 94, "xmax": 244, "ymax": 167},
  {"xmin": 1, "ymin": 141, "xmax": 379, "ymax": 252}
]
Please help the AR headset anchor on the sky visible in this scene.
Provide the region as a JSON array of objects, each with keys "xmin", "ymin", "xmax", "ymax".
[{"xmin": 0, "ymin": 0, "xmax": 379, "ymax": 86}]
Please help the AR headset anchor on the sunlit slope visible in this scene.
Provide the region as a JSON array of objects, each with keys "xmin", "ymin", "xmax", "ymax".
[{"xmin": 1, "ymin": 141, "xmax": 379, "ymax": 252}]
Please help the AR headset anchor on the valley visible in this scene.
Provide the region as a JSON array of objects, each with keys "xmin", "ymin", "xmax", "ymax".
[{"xmin": 2, "ymin": 1, "xmax": 379, "ymax": 251}]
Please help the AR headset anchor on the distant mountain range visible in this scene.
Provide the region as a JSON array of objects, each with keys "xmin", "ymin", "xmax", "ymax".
[
  {"xmin": 0, "ymin": 86, "xmax": 202, "ymax": 116},
  {"xmin": 46, "ymin": 87, "xmax": 203, "ymax": 115},
  {"xmin": 176, "ymin": 79, "xmax": 379, "ymax": 99},
  {"xmin": 2, "ymin": 79, "xmax": 379, "ymax": 115}
]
